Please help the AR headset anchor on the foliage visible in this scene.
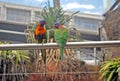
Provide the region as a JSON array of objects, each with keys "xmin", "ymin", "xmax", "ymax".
[
  {"xmin": 46, "ymin": 29, "xmax": 55, "ymax": 42},
  {"xmin": 29, "ymin": 0, "xmax": 81, "ymax": 43},
  {"xmin": 68, "ymin": 27, "xmax": 83, "ymax": 42},
  {"xmin": 0, "ymin": 42, "xmax": 30, "ymax": 81},
  {"xmin": 41, "ymin": 1, "xmax": 79, "ymax": 29},
  {"xmin": 99, "ymin": 58, "xmax": 120, "ymax": 81}
]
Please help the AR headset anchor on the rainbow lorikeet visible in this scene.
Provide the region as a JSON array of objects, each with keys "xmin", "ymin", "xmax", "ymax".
[
  {"xmin": 34, "ymin": 20, "xmax": 47, "ymax": 63},
  {"xmin": 46, "ymin": 22, "xmax": 62, "ymax": 42},
  {"xmin": 34, "ymin": 20, "xmax": 47, "ymax": 43},
  {"xmin": 54, "ymin": 22, "xmax": 68, "ymax": 61}
]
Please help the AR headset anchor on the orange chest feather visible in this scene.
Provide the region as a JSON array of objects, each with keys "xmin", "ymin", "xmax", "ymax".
[{"xmin": 35, "ymin": 27, "xmax": 46, "ymax": 35}]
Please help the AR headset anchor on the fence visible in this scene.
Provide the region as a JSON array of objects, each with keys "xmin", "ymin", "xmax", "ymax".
[{"xmin": 0, "ymin": 40, "xmax": 120, "ymax": 81}]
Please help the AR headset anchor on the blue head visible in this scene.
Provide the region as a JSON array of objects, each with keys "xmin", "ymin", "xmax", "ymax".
[
  {"xmin": 54, "ymin": 22, "xmax": 59, "ymax": 28},
  {"xmin": 40, "ymin": 20, "xmax": 46, "ymax": 27}
]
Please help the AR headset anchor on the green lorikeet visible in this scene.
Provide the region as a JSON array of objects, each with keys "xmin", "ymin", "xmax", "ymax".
[{"xmin": 54, "ymin": 22, "xmax": 68, "ymax": 60}]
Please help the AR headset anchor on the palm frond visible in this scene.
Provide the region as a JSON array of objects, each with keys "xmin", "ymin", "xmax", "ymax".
[
  {"xmin": 99, "ymin": 58, "xmax": 120, "ymax": 81},
  {"xmin": 40, "ymin": 1, "xmax": 79, "ymax": 29}
]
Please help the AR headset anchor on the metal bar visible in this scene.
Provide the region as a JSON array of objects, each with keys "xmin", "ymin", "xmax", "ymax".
[
  {"xmin": 94, "ymin": 48, "xmax": 97, "ymax": 65},
  {"xmin": 0, "ymin": 29, "xmax": 28, "ymax": 35},
  {"xmin": 0, "ymin": 41, "xmax": 120, "ymax": 50}
]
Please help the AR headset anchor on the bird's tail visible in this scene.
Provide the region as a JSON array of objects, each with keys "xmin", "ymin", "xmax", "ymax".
[{"xmin": 41, "ymin": 38, "xmax": 46, "ymax": 64}]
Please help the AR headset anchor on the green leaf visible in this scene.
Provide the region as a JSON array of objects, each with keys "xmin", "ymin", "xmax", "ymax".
[
  {"xmin": 107, "ymin": 70, "xmax": 115, "ymax": 81},
  {"xmin": 99, "ymin": 62, "xmax": 111, "ymax": 72},
  {"xmin": 99, "ymin": 58, "xmax": 120, "ymax": 81}
]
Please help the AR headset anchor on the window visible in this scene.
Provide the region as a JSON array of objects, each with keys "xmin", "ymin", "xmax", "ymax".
[
  {"xmin": 35, "ymin": 12, "xmax": 42, "ymax": 21},
  {"xmin": 6, "ymin": 8, "xmax": 31, "ymax": 23},
  {"xmin": 0, "ymin": 7, "xmax": 1, "ymax": 15},
  {"xmin": 74, "ymin": 17, "xmax": 99, "ymax": 30}
]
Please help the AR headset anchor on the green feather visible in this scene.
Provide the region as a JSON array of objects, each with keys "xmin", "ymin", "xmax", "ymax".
[{"xmin": 54, "ymin": 28, "xmax": 68, "ymax": 60}]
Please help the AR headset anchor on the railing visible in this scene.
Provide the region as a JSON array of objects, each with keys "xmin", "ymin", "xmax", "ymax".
[
  {"xmin": 0, "ymin": 40, "xmax": 120, "ymax": 65},
  {"xmin": 0, "ymin": 41, "xmax": 120, "ymax": 81},
  {"xmin": 0, "ymin": 40, "xmax": 120, "ymax": 50}
]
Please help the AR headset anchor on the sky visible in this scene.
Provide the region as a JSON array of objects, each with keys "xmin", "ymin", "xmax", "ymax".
[{"xmin": 0, "ymin": 0, "xmax": 115, "ymax": 15}]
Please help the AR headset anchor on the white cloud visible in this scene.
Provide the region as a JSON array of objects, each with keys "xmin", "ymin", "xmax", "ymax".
[
  {"xmin": 62, "ymin": 2, "xmax": 95, "ymax": 10},
  {"xmin": 83, "ymin": 11, "xmax": 102, "ymax": 15}
]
